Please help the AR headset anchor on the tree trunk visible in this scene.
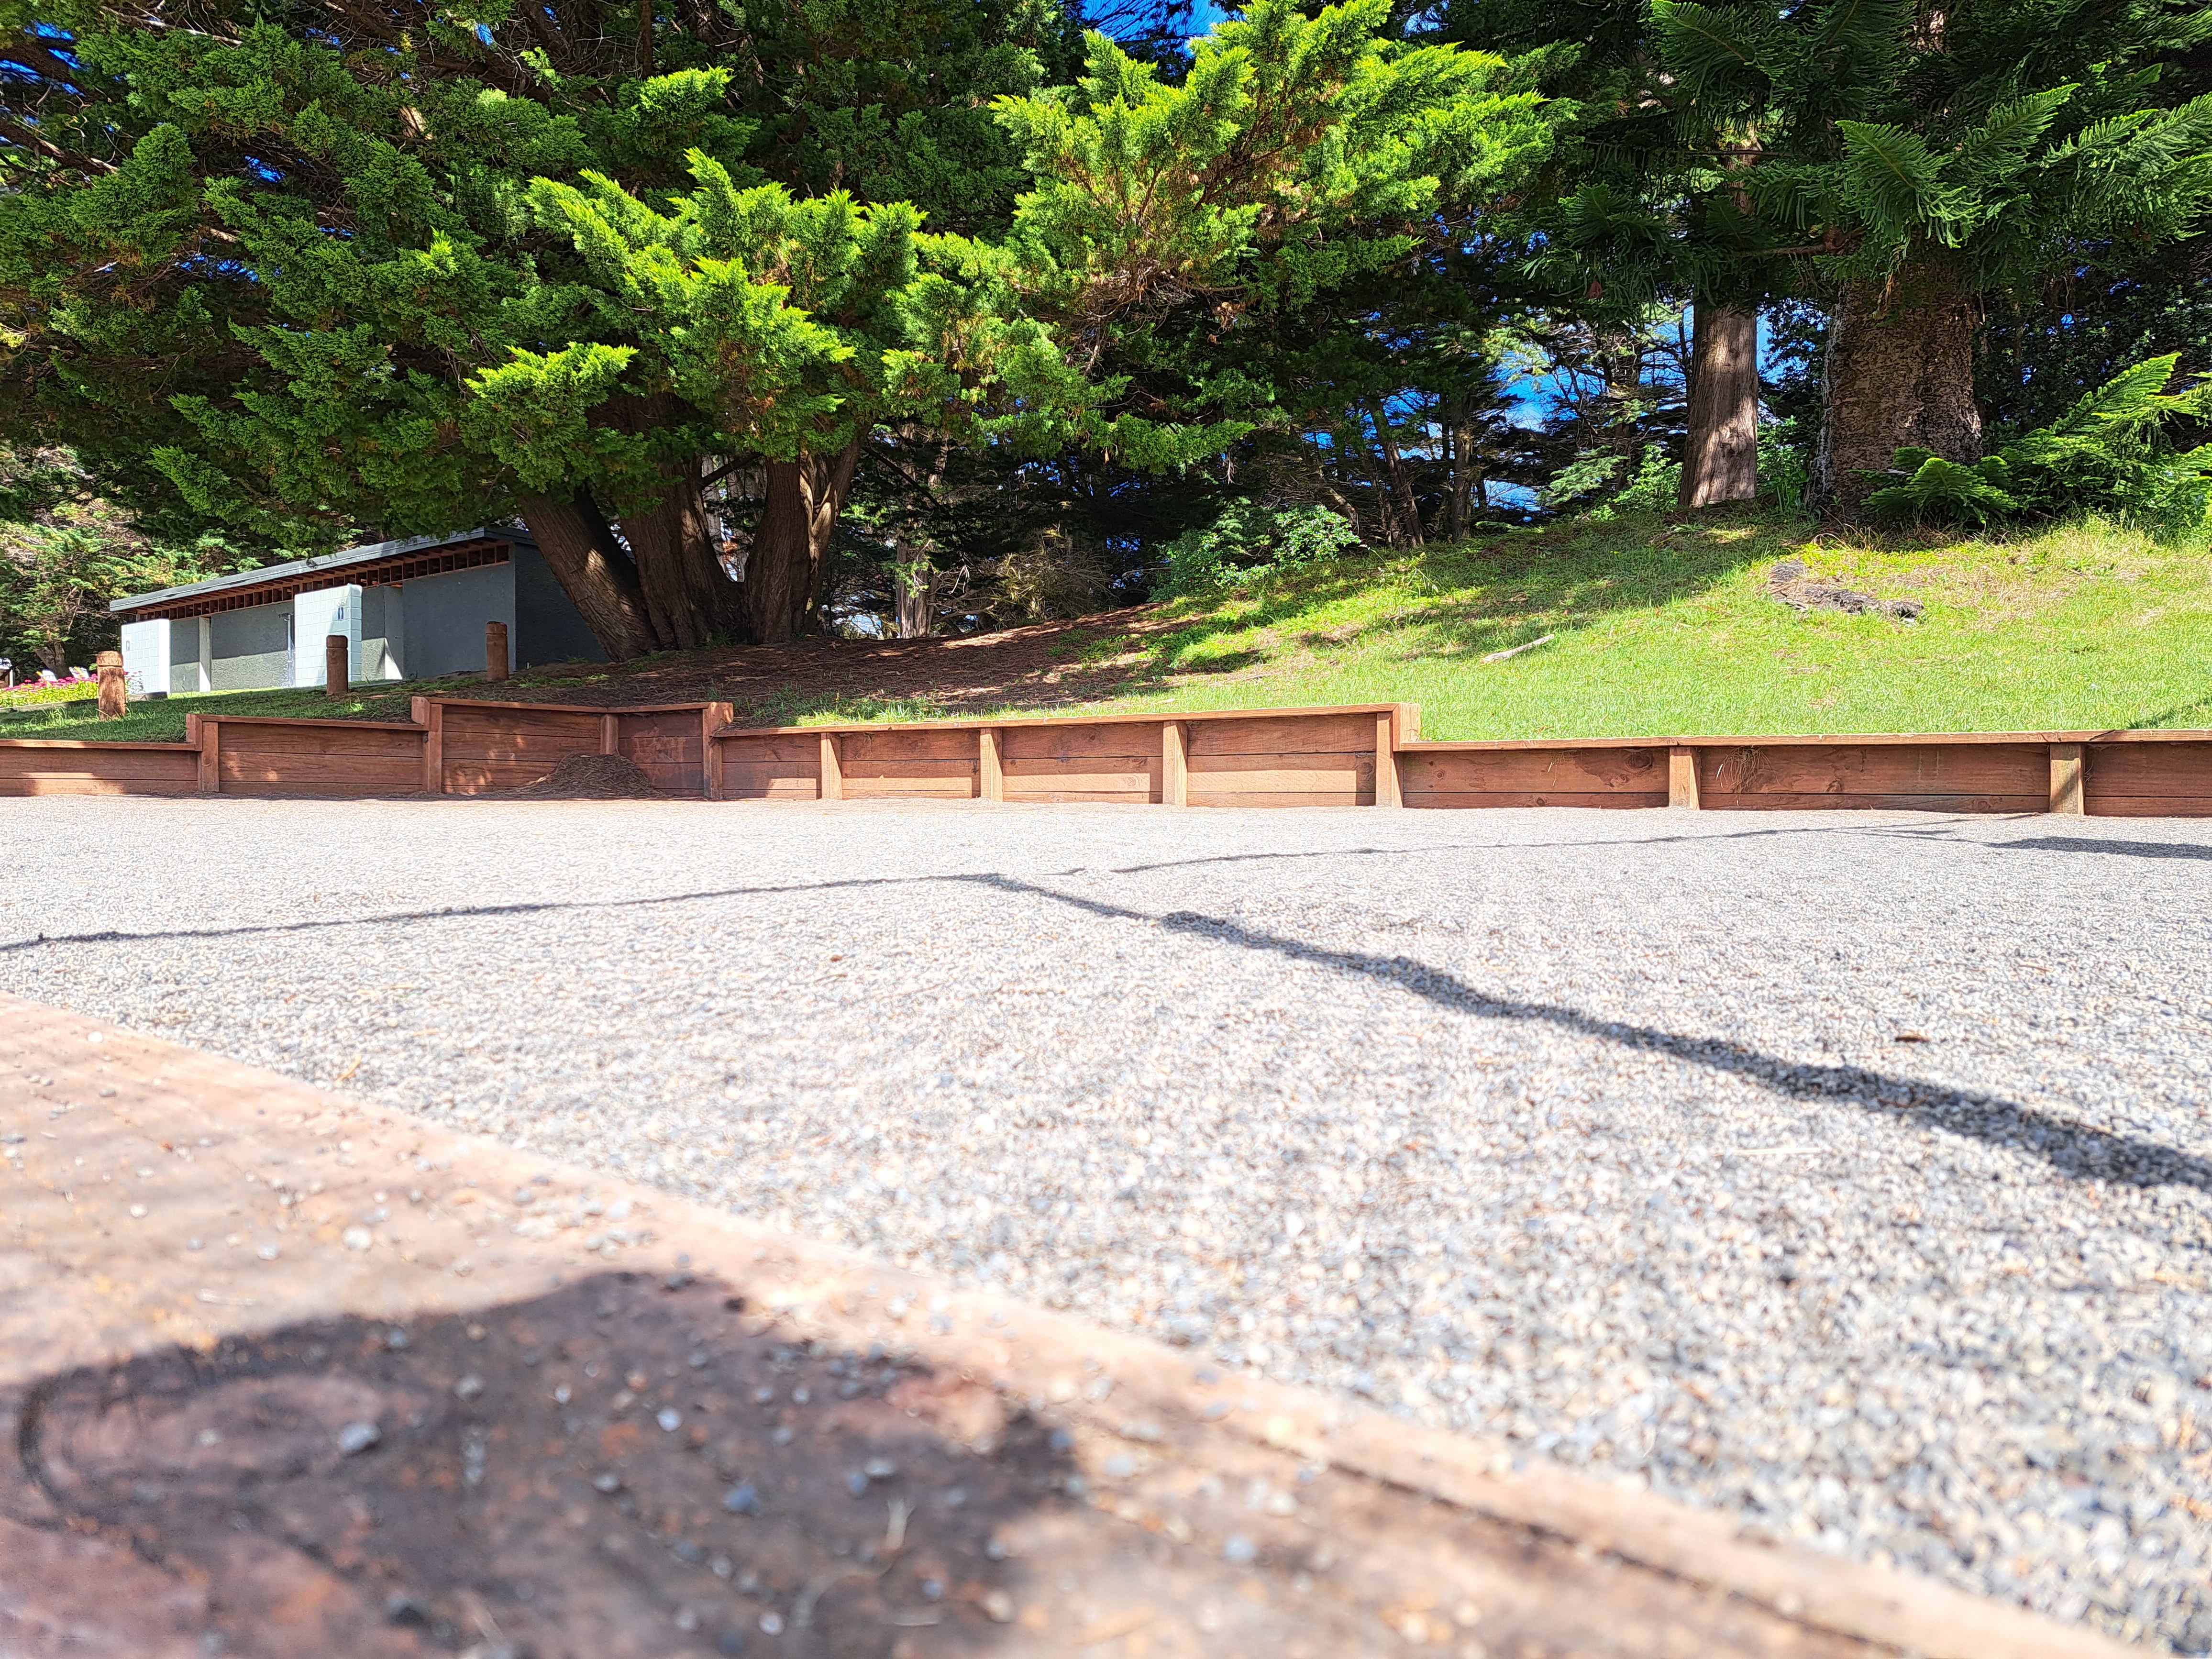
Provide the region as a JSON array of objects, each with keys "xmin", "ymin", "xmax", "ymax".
[
  {"xmin": 1678, "ymin": 303, "xmax": 1761, "ymax": 508},
  {"xmin": 1444, "ymin": 397, "xmax": 1469, "ymax": 542},
  {"xmin": 1813, "ymin": 260, "xmax": 1982, "ymax": 521},
  {"xmin": 620, "ymin": 459, "xmax": 729, "ymax": 652},
  {"xmin": 742, "ymin": 443, "xmax": 862, "ymax": 645},
  {"xmin": 1369, "ymin": 400, "xmax": 1424, "ymax": 548},
  {"xmin": 513, "ymin": 491, "xmax": 657, "ymax": 660}
]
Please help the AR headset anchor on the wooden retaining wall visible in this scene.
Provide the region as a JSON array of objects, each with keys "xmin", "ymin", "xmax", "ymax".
[{"xmin": 0, "ymin": 696, "xmax": 2207, "ymax": 814}]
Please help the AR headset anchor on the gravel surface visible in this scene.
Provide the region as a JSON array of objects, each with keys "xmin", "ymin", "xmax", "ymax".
[{"xmin": 7, "ymin": 796, "xmax": 2212, "ymax": 1650}]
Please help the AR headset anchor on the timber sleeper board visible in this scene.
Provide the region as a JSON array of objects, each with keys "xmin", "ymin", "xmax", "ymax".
[
  {"xmin": 188, "ymin": 716, "xmax": 427, "ymax": 732},
  {"xmin": 1697, "ymin": 743, "xmax": 2048, "ymax": 799},
  {"xmin": 0, "ymin": 738, "xmax": 213, "ymax": 750},
  {"xmin": 1000, "ymin": 721, "xmax": 1169, "ymax": 761},
  {"xmin": 1406, "ymin": 791, "xmax": 1670, "ymax": 810},
  {"xmin": 0, "ymin": 752, "xmax": 203, "ymax": 779},
  {"xmin": 2084, "ymin": 741, "xmax": 2212, "ymax": 800},
  {"xmin": 217, "ymin": 752, "xmax": 423, "ymax": 787},
  {"xmin": 441, "ymin": 759, "xmax": 575, "ymax": 794},
  {"xmin": 1398, "ymin": 729, "xmax": 2212, "ymax": 752},
  {"xmin": 1700, "ymin": 793, "xmax": 2050, "ymax": 813},
  {"xmin": 214, "ymin": 725, "xmax": 425, "ymax": 758},
  {"xmin": 1399, "ymin": 747, "xmax": 1669, "ymax": 795}
]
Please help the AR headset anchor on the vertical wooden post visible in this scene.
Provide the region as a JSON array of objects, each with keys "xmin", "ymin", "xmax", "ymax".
[
  {"xmin": 702, "ymin": 702, "xmax": 733, "ymax": 801},
  {"xmin": 1373, "ymin": 712, "xmax": 1402, "ymax": 808},
  {"xmin": 979, "ymin": 727, "xmax": 1004, "ymax": 801},
  {"xmin": 1162, "ymin": 720, "xmax": 1189, "ymax": 807},
  {"xmin": 818, "ymin": 732, "xmax": 844, "ymax": 801},
  {"xmin": 1668, "ymin": 745, "xmax": 1700, "ymax": 809},
  {"xmin": 600, "ymin": 714, "xmax": 619, "ymax": 756},
  {"xmin": 94, "ymin": 650, "xmax": 126, "ymax": 720},
  {"xmin": 486, "ymin": 620, "xmax": 510, "ymax": 684},
  {"xmin": 2049, "ymin": 742, "xmax": 2085, "ymax": 816},
  {"xmin": 416, "ymin": 698, "xmax": 444, "ymax": 795},
  {"xmin": 324, "ymin": 634, "xmax": 349, "ymax": 699},
  {"xmin": 196, "ymin": 718, "xmax": 221, "ymax": 796}
]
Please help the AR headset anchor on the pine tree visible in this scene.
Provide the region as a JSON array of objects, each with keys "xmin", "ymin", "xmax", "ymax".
[
  {"xmin": 1436, "ymin": 0, "xmax": 1772, "ymax": 509},
  {"xmin": 1648, "ymin": 0, "xmax": 2212, "ymax": 517}
]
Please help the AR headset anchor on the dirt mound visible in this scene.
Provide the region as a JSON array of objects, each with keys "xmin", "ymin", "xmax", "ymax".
[{"xmin": 506, "ymin": 753, "xmax": 667, "ymax": 799}]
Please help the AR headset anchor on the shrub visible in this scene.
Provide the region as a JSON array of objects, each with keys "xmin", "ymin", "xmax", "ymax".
[{"xmin": 1158, "ymin": 502, "xmax": 1362, "ymax": 597}]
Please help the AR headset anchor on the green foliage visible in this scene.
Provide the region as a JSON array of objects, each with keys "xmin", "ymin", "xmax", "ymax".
[
  {"xmin": 1157, "ymin": 500, "xmax": 1362, "ymax": 596},
  {"xmin": 1644, "ymin": 0, "xmax": 2212, "ymax": 295},
  {"xmin": 1758, "ymin": 418, "xmax": 1812, "ymax": 515},
  {"xmin": 1868, "ymin": 356, "xmax": 2212, "ymax": 536}
]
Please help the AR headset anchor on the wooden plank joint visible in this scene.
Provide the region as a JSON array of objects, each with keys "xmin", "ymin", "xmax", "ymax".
[
  {"xmin": 2048, "ymin": 742, "xmax": 2084, "ymax": 816},
  {"xmin": 1668, "ymin": 746, "xmax": 1700, "ymax": 810},
  {"xmin": 979, "ymin": 728, "xmax": 1004, "ymax": 801},
  {"xmin": 1374, "ymin": 713, "xmax": 1402, "ymax": 808},
  {"xmin": 818, "ymin": 733, "xmax": 844, "ymax": 802},
  {"xmin": 1162, "ymin": 721, "xmax": 1189, "ymax": 807}
]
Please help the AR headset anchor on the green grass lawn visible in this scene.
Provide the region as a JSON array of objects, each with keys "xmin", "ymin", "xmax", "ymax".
[
  {"xmin": 0, "ymin": 679, "xmax": 444, "ymax": 742},
  {"xmin": 1047, "ymin": 509, "xmax": 2212, "ymax": 739}
]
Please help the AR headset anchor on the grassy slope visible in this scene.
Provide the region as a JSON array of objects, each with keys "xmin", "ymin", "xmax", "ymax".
[
  {"xmin": 1056, "ymin": 511, "xmax": 2212, "ymax": 739},
  {"xmin": 7, "ymin": 511, "xmax": 2207, "ymax": 743}
]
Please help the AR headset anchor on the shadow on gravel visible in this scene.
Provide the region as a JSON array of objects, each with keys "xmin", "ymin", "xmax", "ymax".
[
  {"xmin": 1992, "ymin": 835, "xmax": 2212, "ymax": 862},
  {"xmin": 2, "ymin": 1272, "xmax": 1062, "ymax": 1659},
  {"xmin": 0, "ymin": 816, "xmax": 2006, "ymax": 958},
  {"xmin": 964, "ymin": 875, "xmax": 2212, "ymax": 1198}
]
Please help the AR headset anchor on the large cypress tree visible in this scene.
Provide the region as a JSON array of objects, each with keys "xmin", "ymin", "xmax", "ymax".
[
  {"xmin": 0, "ymin": 0, "xmax": 1549, "ymax": 650},
  {"xmin": 0, "ymin": 0, "xmax": 1080, "ymax": 653}
]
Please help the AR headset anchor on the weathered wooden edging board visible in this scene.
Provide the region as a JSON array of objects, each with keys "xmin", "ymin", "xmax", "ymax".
[
  {"xmin": 0, "ymin": 995, "xmax": 2140, "ymax": 1659},
  {"xmin": 0, "ymin": 697, "xmax": 2207, "ymax": 813}
]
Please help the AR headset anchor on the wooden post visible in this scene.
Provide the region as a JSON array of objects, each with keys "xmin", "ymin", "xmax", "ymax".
[
  {"xmin": 979, "ymin": 727, "xmax": 1004, "ymax": 801},
  {"xmin": 486, "ymin": 620, "xmax": 509, "ymax": 684},
  {"xmin": 417, "ymin": 698, "xmax": 444, "ymax": 795},
  {"xmin": 324, "ymin": 634, "xmax": 349, "ymax": 699},
  {"xmin": 1162, "ymin": 721, "xmax": 1189, "ymax": 807},
  {"xmin": 1374, "ymin": 712, "xmax": 1402, "ymax": 808},
  {"xmin": 2049, "ymin": 742, "xmax": 2085, "ymax": 816},
  {"xmin": 94, "ymin": 650, "xmax": 126, "ymax": 720},
  {"xmin": 702, "ymin": 702, "xmax": 733, "ymax": 800},
  {"xmin": 196, "ymin": 718, "xmax": 221, "ymax": 796},
  {"xmin": 1668, "ymin": 745, "xmax": 1700, "ymax": 809},
  {"xmin": 600, "ymin": 714, "xmax": 619, "ymax": 756},
  {"xmin": 818, "ymin": 732, "xmax": 844, "ymax": 801}
]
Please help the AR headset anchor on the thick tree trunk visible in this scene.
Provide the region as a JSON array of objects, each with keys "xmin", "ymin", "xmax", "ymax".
[
  {"xmin": 513, "ymin": 491, "xmax": 657, "ymax": 660},
  {"xmin": 1813, "ymin": 260, "xmax": 1982, "ymax": 521},
  {"xmin": 621, "ymin": 460, "xmax": 728, "ymax": 651},
  {"xmin": 1678, "ymin": 303, "xmax": 1761, "ymax": 508},
  {"xmin": 742, "ymin": 444, "xmax": 862, "ymax": 645}
]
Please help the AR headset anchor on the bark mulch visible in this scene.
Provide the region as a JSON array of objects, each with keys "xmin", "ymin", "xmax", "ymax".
[{"xmin": 503, "ymin": 608, "xmax": 1186, "ymax": 722}]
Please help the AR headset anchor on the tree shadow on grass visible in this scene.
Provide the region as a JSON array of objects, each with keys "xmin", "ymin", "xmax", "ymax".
[{"xmin": 2, "ymin": 1272, "xmax": 1070, "ymax": 1659}]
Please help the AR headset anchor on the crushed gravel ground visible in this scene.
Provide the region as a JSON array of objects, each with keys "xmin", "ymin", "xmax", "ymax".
[{"xmin": 6, "ymin": 796, "xmax": 2211, "ymax": 1650}]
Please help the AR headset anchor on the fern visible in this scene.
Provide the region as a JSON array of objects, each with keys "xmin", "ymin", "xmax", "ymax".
[{"xmin": 1867, "ymin": 356, "xmax": 2212, "ymax": 537}]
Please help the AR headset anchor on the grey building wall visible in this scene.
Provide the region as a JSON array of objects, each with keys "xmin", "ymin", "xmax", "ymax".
[
  {"xmin": 168, "ymin": 619, "xmax": 205, "ymax": 694},
  {"xmin": 360, "ymin": 584, "xmax": 404, "ymax": 681},
  {"xmin": 208, "ymin": 602, "xmax": 291, "ymax": 692},
  {"xmin": 513, "ymin": 546, "xmax": 608, "ymax": 667},
  {"xmin": 399, "ymin": 562, "xmax": 514, "ymax": 680}
]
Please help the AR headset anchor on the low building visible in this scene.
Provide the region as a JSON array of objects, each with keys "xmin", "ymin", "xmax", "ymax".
[{"xmin": 112, "ymin": 528, "xmax": 606, "ymax": 695}]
